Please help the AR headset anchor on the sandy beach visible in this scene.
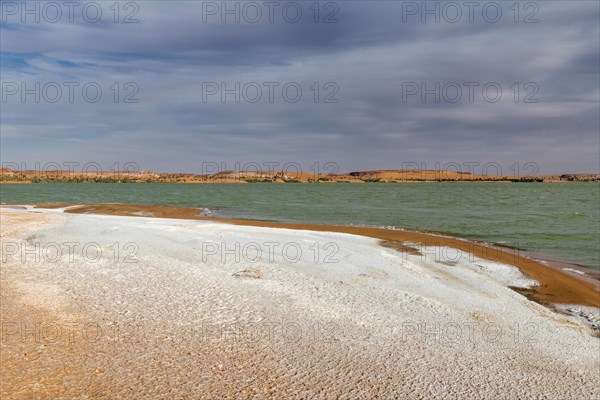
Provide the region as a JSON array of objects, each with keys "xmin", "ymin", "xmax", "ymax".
[{"xmin": 1, "ymin": 205, "xmax": 599, "ymax": 398}]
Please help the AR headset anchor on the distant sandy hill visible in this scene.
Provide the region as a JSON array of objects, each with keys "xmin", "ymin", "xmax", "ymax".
[{"xmin": 0, "ymin": 167, "xmax": 598, "ymax": 183}]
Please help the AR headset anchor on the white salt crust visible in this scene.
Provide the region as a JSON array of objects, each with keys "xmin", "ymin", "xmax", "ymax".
[{"xmin": 1, "ymin": 207, "xmax": 598, "ymax": 399}]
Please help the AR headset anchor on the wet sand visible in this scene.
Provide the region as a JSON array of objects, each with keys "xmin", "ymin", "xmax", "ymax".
[{"xmin": 50, "ymin": 203, "xmax": 600, "ymax": 308}]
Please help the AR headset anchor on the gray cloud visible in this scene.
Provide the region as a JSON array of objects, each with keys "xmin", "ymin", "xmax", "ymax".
[{"xmin": 1, "ymin": 0, "xmax": 598, "ymax": 174}]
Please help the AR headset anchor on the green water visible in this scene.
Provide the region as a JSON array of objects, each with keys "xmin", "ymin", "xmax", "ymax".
[{"xmin": 1, "ymin": 183, "xmax": 599, "ymax": 270}]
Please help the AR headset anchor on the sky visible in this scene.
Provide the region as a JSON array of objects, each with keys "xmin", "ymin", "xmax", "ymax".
[{"xmin": 1, "ymin": 0, "xmax": 599, "ymax": 175}]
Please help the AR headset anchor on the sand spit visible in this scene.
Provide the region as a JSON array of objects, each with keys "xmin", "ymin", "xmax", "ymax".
[
  {"xmin": 56, "ymin": 203, "xmax": 600, "ymax": 308},
  {"xmin": 1, "ymin": 206, "xmax": 599, "ymax": 399}
]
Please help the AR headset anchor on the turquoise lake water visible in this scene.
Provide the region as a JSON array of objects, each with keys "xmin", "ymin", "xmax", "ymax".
[{"xmin": 1, "ymin": 182, "xmax": 598, "ymax": 270}]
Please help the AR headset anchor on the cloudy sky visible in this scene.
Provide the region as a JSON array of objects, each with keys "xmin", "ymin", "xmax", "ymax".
[{"xmin": 1, "ymin": 0, "xmax": 598, "ymax": 174}]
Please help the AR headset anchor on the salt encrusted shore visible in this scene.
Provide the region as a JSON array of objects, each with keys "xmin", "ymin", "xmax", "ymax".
[{"xmin": 1, "ymin": 206, "xmax": 599, "ymax": 399}]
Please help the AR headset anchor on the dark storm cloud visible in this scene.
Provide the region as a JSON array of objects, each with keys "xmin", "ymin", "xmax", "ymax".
[{"xmin": 1, "ymin": 0, "xmax": 598, "ymax": 174}]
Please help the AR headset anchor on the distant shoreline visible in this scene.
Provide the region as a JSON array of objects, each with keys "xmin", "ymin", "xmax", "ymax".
[{"xmin": 1, "ymin": 169, "xmax": 599, "ymax": 183}]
